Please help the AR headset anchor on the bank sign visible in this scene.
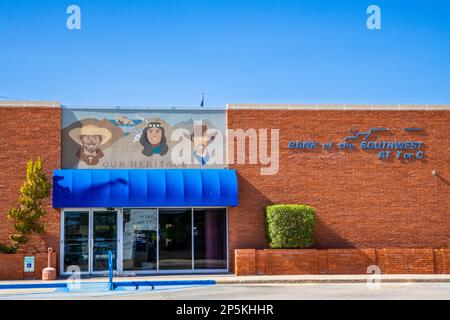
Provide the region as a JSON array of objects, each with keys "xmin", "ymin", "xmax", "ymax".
[{"xmin": 288, "ymin": 127, "xmax": 425, "ymax": 160}]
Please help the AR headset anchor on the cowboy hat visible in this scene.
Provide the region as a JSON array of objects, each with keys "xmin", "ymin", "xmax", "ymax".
[
  {"xmin": 183, "ymin": 124, "xmax": 217, "ymax": 142},
  {"xmin": 69, "ymin": 124, "xmax": 113, "ymax": 145}
]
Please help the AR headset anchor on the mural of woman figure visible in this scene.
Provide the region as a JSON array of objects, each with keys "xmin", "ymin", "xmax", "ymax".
[{"xmin": 139, "ymin": 122, "xmax": 169, "ymax": 156}]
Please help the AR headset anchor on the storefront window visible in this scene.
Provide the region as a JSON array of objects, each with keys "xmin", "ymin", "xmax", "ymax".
[
  {"xmin": 159, "ymin": 209, "xmax": 192, "ymax": 270},
  {"xmin": 62, "ymin": 207, "xmax": 227, "ymax": 274},
  {"xmin": 194, "ymin": 209, "xmax": 227, "ymax": 269},
  {"xmin": 123, "ymin": 209, "xmax": 157, "ymax": 271}
]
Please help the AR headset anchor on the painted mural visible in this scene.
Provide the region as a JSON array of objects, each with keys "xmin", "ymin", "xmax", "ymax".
[{"xmin": 61, "ymin": 108, "xmax": 226, "ymax": 169}]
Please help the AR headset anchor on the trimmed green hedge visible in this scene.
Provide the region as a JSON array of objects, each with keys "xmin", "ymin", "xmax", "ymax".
[
  {"xmin": 0, "ymin": 244, "xmax": 16, "ymax": 254},
  {"xmin": 265, "ymin": 204, "xmax": 316, "ymax": 249}
]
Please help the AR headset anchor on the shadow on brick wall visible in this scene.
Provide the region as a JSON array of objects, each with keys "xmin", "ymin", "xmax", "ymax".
[{"xmin": 311, "ymin": 217, "xmax": 353, "ymax": 249}]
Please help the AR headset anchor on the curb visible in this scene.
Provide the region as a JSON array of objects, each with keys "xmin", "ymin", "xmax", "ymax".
[
  {"xmin": 215, "ymin": 278, "xmax": 450, "ymax": 284},
  {"xmin": 3, "ymin": 277, "xmax": 450, "ymax": 289}
]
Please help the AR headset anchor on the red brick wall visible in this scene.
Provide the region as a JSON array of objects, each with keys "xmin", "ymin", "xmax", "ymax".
[
  {"xmin": 0, "ymin": 253, "xmax": 57, "ymax": 280},
  {"xmin": 327, "ymin": 249, "xmax": 377, "ymax": 274},
  {"xmin": 0, "ymin": 254, "xmax": 23, "ymax": 280},
  {"xmin": 235, "ymin": 249, "xmax": 257, "ymax": 276},
  {"xmin": 260, "ymin": 249, "xmax": 320, "ymax": 275},
  {"xmin": 235, "ymin": 248, "xmax": 450, "ymax": 275},
  {"xmin": 228, "ymin": 110, "xmax": 450, "ymax": 271},
  {"xmin": 434, "ymin": 249, "xmax": 450, "ymax": 274},
  {"xmin": 0, "ymin": 107, "xmax": 61, "ymax": 263}
]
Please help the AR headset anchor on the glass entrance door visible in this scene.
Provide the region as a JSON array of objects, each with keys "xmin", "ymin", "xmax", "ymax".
[
  {"xmin": 62, "ymin": 209, "xmax": 118, "ymax": 275},
  {"xmin": 63, "ymin": 211, "xmax": 89, "ymax": 273},
  {"xmin": 92, "ymin": 210, "xmax": 118, "ymax": 272}
]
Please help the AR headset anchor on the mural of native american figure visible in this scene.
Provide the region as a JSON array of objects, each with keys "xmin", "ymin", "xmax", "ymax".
[{"xmin": 139, "ymin": 121, "xmax": 170, "ymax": 157}]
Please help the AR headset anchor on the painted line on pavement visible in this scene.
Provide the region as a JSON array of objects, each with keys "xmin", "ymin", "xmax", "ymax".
[{"xmin": 0, "ymin": 279, "xmax": 216, "ymax": 291}]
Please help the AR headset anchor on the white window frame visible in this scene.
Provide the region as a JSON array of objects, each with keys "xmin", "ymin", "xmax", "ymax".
[{"xmin": 60, "ymin": 207, "xmax": 229, "ymax": 276}]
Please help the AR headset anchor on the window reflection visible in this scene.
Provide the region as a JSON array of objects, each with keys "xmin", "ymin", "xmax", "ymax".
[
  {"xmin": 159, "ymin": 209, "xmax": 192, "ymax": 270},
  {"xmin": 93, "ymin": 211, "xmax": 117, "ymax": 271},
  {"xmin": 194, "ymin": 209, "xmax": 227, "ymax": 269},
  {"xmin": 123, "ymin": 209, "xmax": 157, "ymax": 271},
  {"xmin": 64, "ymin": 211, "xmax": 89, "ymax": 272},
  {"xmin": 64, "ymin": 207, "xmax": 228, "ymax": 274}
]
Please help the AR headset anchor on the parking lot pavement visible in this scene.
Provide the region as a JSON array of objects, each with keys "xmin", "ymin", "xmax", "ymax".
[
  {"xmin": 1, "ymin": 283, "xmax": 450, "ymax": 300},
  {"xmin": 111, "ymin": 283, "xmax": 450, "ymax": 300}
]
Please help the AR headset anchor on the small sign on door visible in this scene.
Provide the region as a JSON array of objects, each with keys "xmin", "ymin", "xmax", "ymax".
[{"xmin": 24, "ymin": 256, "xmax": 35, "ymax": 272}]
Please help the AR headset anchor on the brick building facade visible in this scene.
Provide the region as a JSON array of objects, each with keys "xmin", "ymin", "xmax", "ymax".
[
  {"xmin": 0, "ymin": 104, "xmax": 61, "ymax": 254},
  {"xmin": 0, "ymin": 101, "xmax": 449, "ymax": 278},
  {"xmin": 227, "ymin": 105, "xmax": 450, "ymax": 273}
]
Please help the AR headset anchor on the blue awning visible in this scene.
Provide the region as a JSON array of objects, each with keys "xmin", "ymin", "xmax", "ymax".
[{"xmin": 53, "ymin": 169, "xmax": 238, "ymax": 208}]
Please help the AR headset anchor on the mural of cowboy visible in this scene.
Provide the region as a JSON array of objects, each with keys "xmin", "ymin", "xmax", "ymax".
[
  {"xmin": 69, "ymin": 124, "xmax": 113, "ymax": 165},
  {"xmin": 185, "ymin": 123, "xmax": 217, "ymax": 166}
]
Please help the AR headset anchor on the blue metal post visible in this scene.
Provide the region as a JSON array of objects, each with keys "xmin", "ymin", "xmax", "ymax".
[{"xmin": 108, "ymin": 250, "xmax": 114, "ymax": 290}]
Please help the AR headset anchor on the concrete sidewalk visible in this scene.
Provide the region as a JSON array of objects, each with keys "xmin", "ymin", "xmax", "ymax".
[
  {"xmin": 2, "ymin": 274, "xmax": 450, "ymax": 286},
  {"xmin": 214, "ymin": 274, "xmax": 450, "ymax": 284}
]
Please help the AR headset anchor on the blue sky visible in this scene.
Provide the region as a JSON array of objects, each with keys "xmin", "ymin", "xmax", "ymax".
[{"xmin": 0, "ymin": 0, "xmax": 449, "ymax": 107}]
